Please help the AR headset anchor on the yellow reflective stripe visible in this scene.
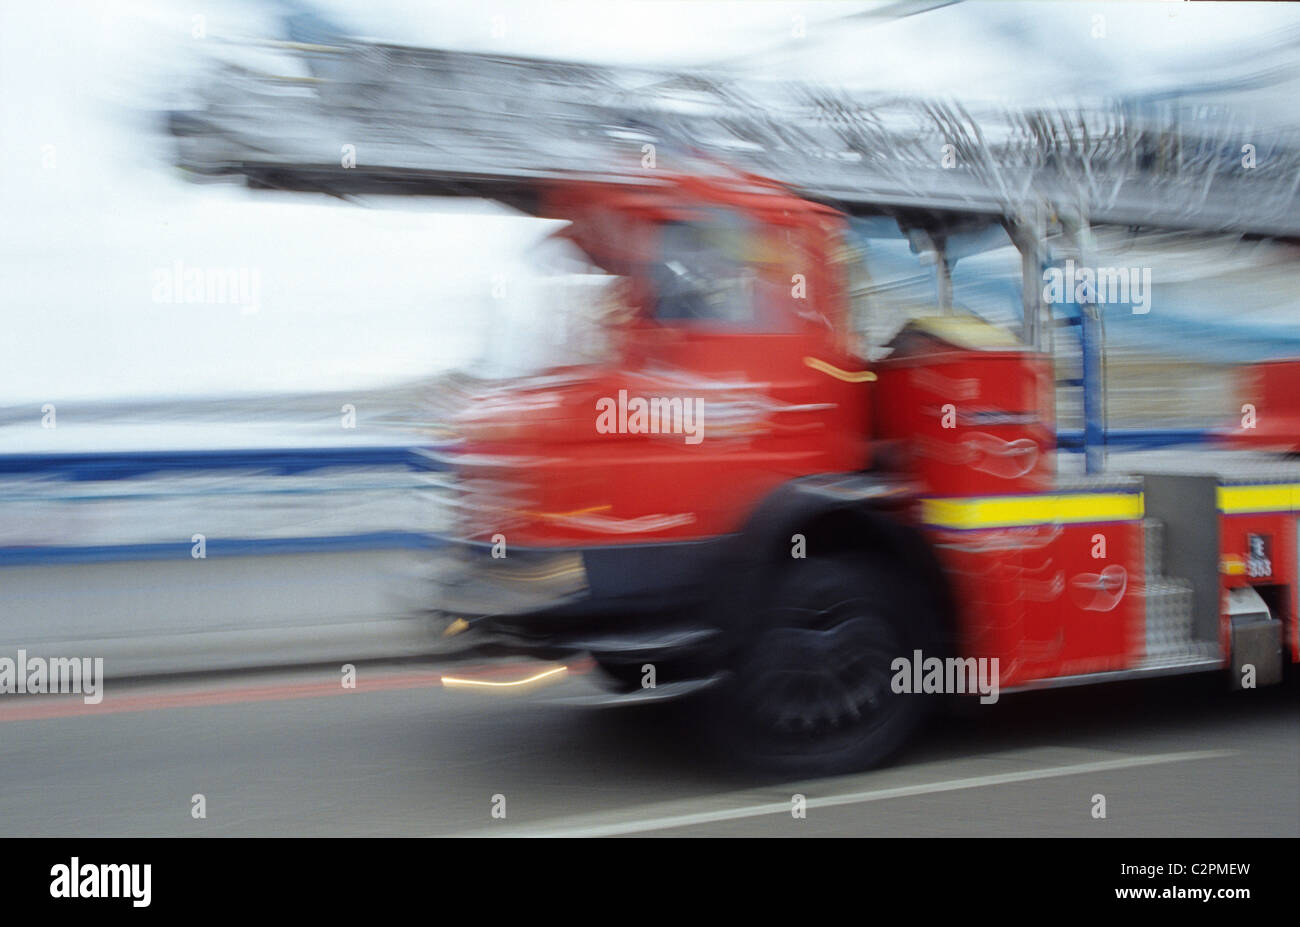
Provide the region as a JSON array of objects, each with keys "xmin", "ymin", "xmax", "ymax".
[
  {"xmin": 922, "ymin": 492, "xmax": 1145, "ymax": 530},
  {"xmin": 1216, "ymin": 483, "xmax": 1300, "ymax": 515},
  {"xmin": 922, "ymin": 482, "xmax": 1300, "ymax": 528}
]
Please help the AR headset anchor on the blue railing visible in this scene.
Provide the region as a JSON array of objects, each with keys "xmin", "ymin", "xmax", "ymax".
[
  {"xmin": 0, "ymin": 432, "xmax": 1222, "ymax": 567},
  {"xmin": 0, "ymin": 445, "xmax": 450, "ymax": 481},
  {"xmin": 0, "ymin": 446, "xmax": 453, "ymax": 566}
]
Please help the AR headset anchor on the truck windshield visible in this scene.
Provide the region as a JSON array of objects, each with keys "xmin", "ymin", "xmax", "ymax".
[
  {"xmin": 468, "ymin": 231, "xmax": 624, "ymax": 380},
  {"xmin": 651, "ymin": 211, "xmax": 801, "ymax": 332}
]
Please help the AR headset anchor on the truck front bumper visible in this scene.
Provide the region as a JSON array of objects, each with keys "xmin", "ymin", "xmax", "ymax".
[
  {"xmin": 435, "ymin": 545, "xmax": 590, "ymax": 621},
  {"xmin": 431, "ymin": 537, "xmax": 729, "ymax": 662}
]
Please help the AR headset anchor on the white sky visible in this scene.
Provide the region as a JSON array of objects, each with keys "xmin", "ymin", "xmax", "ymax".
[{"xmin": 2, "ymin": 0, "xmax": 1297, "ymax": 408}]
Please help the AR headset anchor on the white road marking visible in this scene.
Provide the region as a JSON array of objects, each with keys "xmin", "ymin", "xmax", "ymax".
[{"xmin": 470, "ymin": 749, "xmax": 1235, "ymax": 837}]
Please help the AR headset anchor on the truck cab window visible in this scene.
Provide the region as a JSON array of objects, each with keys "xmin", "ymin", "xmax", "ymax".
[{"xmin": 652, "ymin": 216, "xmax": 757, "ymax": 325}]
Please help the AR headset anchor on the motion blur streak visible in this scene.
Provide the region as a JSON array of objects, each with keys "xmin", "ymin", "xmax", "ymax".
[
  {"xmin": 3, "ymin": 0, "xmax": 1300, "ymax": 811},
  {"xmin": 441, "ymin": 665, "xmax": 570, "ymax": 692}
]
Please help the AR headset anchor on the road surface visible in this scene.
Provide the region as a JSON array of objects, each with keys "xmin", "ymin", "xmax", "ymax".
[{"xmin": 1, "ymin": 659, "xmax": 1295, "ymax": 837}]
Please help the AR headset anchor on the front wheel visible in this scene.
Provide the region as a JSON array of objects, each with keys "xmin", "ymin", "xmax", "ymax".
[{"xmin": 709, "ymin": 554, "xmax": 938, "ymax": 776}]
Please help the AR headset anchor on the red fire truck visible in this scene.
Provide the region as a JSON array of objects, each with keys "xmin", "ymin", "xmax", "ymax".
[
  {"xmin": 434, "ymin": 169, "xmax": 1298, "ymax": 774},
  {"xmin": 164, "ymin": 29, "xmax": 1300, "ymax": 775}
]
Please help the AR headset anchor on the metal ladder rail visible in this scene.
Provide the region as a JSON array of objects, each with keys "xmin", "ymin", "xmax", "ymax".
[{"xmin": 171, "ymin": 40, "xmax": 1300, "ymax": 238}]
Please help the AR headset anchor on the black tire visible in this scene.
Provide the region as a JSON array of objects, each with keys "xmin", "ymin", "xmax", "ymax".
[{"xmin": 708, "ymin": 554, "xmax": 939, "ymax": 776}]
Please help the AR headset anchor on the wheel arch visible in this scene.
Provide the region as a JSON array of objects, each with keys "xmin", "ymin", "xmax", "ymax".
[{"xmin": 714, "ymin": 474, "xmax": 959, "ymax": 656}]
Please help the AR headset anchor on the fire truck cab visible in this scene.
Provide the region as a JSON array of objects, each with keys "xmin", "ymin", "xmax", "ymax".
[{"xmin": 436, "ymin": 171, "xmax": 1297, "ymax": 775}]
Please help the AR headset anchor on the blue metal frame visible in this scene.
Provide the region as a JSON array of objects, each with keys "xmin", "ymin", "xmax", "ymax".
[
  {"xmin": 1057, "ymin": 428, "xmax": 1215, "ymax": 451},
  {"xmin": 1079, "ymin": 304, "xmax": 1107, "ymax": 473}
]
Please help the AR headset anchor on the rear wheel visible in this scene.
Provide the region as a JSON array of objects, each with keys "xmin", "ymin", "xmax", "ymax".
[{"xmin": 710, "ymin": 554, "xmax": 937, "ymax": 776}]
